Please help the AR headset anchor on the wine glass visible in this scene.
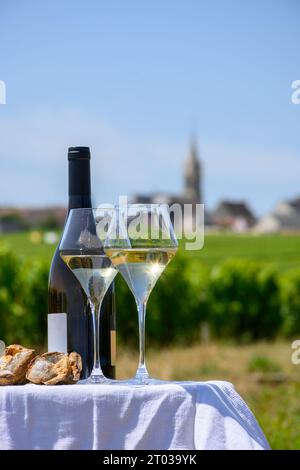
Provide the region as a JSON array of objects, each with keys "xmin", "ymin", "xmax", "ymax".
[
  {"xmin": 59, "ymin": 208, "xmax": 117, "ymax": 384},
  {"xmin": 105, "ymin": 204, "xmax": 178, "ymax": 384}
]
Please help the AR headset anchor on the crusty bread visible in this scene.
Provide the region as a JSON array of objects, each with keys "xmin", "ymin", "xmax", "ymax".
[
  {"xmin": 0, "ymin": 344, "xmax": 36, "ymax": 385},
  {"xmin": 26, "ymin": 352, "xmax": 82, "ymax": 385}
]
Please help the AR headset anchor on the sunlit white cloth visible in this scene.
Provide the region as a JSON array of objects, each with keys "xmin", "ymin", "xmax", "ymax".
[{"xmin": 0, "ymin": 380, "xmax": 269, "ymax": 450}]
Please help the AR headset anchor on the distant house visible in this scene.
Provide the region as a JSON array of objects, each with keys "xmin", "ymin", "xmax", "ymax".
[
  {"xmin": 212, "ymin": 201, "xmax": 256, "ymax": 232},
  {"xmin": 254, "ymin": 197, "xmax": 300, "ymax": 233},
  {"xmin": 132, "ymin": 142, "xmax": 258, "ymax": 233}
]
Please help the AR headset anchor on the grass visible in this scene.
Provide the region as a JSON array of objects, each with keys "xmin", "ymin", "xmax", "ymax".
[
  {"xmin": 184, "ymin": 233, "xmax": 300, "ymax": 272},
  {"xmin": 0, "ymin": 231, "xmax": 56, "ymax": 263},
  {"xmin": 248, "ymin": 355, "xmax": 281, "ymax": 373},
  {"xmin": 1, "ymin": 231, "xmax": 300, "ymax": 272},
  {"xmin": 116, "ymin": 341, "xmax": 300, "ymax": 450}
]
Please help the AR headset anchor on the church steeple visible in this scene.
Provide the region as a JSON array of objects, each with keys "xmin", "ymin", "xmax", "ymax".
[{"xmin": 184, "ymin": 137, "xmax": 202, "ymax": 203}]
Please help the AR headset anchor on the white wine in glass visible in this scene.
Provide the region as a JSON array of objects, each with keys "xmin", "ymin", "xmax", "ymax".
[
  {"xmin": 106, "ymin": 248, "xmax": 177, "ymax": 304},
  {"xmin": 105, "ymin": 204, "xmax": 178, "ymax": 384},
  {"xmin": 59, "ymin": 208, "xmax": 117, "ymax": 384},
  {"xmin": 61, "ymin": 253, "xmax": 117, "ymax": 304}
]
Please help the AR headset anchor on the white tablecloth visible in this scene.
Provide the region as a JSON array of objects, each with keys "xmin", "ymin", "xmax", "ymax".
[{"xmin": 0, "ymin": 380, "xmax": 269, "ymax": 450}]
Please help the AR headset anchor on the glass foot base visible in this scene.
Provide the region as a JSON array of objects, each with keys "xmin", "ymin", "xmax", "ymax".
[
  {"xmin": 126, "ymin": 367, "xmax": 152, "ymax": 385},
  {"xmin": 126, "ymin": 376, "xmax": 150, "ymax": 385},
  {"xmin": 89, "ymin": 376, "xmax": 110, "ymax": 384},
  {"xmin": 89, "ymin": 369, "xmax": 110, "ymax": 384}
]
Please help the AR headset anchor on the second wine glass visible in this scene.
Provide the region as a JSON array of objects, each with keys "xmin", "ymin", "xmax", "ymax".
[{"xmin": 105, "ymin": 204, "xmax": 178, "ymax": 384}]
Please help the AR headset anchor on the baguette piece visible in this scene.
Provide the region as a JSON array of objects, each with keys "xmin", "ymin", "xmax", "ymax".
[
  {"xmin": 0, "ymin": 344, "xmax": 36, "ymax": 385},
  {"xmin": 26, "ymin": 352, "xmax": 82, "ymax": 385}
]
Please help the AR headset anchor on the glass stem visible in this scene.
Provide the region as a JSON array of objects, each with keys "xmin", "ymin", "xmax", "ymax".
[
  {"xmin": 89, "ymin": 299, "xmax": 105, "ymax": 381},
  {"xmin": 136, "ymin": 300, "xmax": 149, "ymax": 379}
]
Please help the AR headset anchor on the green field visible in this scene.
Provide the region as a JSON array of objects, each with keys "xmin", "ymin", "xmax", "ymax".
[
  {"xmin": 185, "ymin": 233, "xmax": 300, "ymax": 272},
  {"xmin": 1, "ymin": 231, "xmax": 300, "ymax": 271},
  {"xmin": 0, "ymin": 231, "xmax": 57, "ymax": 263}
]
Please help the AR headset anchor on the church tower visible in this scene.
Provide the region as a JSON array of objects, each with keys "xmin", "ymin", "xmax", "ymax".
[{"xmin": 184, "ymin": 138, "xmax": 202, "ymax": 203}]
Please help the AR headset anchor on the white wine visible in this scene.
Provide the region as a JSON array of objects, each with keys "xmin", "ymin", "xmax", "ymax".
[
  {"xmin": 106, "ymin": 248, "xmax": 177, "ymax": 303},
  {"xmin": 61, "ymin": 253, "xmax": 117, "ymax": 304}
]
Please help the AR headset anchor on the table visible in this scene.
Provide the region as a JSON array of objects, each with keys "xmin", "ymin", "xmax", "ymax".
[{"xmin": 0, "ymin": 380, "xmax": 270, "ymax": 450}]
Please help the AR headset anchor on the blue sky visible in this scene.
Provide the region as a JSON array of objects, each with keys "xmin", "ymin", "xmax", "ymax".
[{"xmin": 0, "ymin": 0, "xmax": 299, "ymax": 215}]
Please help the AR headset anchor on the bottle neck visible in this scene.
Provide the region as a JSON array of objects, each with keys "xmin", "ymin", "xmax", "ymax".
[
  {"xmin": 68, "ymin": 159, "xmax": 92, "ymax": 212},
  {"xmin": 68, "ymin": 195, "xmax": 92, "ymax": 212}
]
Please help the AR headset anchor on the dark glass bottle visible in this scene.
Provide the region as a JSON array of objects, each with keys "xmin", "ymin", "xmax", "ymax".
[{"xmin": 48, "ymin": 147, "xmax": 116, "ymax": 379}]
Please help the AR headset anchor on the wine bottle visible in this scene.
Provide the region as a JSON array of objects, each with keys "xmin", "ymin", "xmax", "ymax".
[{"xmin": 48, "ymin": 146, "xmax": 116, "ymax": 379}]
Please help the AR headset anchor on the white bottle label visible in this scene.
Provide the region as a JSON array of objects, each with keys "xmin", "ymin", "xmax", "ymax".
[{"xmin": 48, "ymin": 313, "xmax": 67, "ymax": 353}]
